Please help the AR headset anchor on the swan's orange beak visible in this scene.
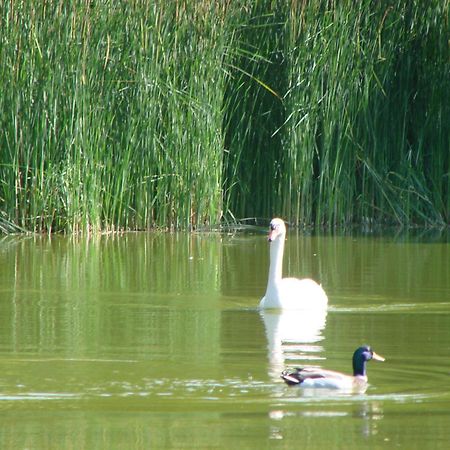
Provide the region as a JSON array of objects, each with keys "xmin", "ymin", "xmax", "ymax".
[{"xmin": 268, "ymin": 227, "xmax": 280, "ymax": 242}]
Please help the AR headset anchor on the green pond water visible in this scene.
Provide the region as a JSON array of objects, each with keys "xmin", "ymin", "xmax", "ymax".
[{"xmin": 0, "ymin": 228, "xmax": 449, "ymax": 449}]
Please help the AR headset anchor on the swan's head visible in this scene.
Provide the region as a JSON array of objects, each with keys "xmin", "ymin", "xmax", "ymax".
[{"xmin": 268, "ymin": 218, "xmax": 287, "ymax": 242}]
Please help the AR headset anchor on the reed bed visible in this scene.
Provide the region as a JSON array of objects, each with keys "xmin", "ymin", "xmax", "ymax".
[
  {"xmin": 0, "ymin": 0, "xmax": 448, "ymax": 232},
  {"xmin": 283, "ymin": 0, "xmax": 450, "ymax": 227},
  {"xmin": 0, "ymin": 1, "xmax": 227, "ymax": 232}
]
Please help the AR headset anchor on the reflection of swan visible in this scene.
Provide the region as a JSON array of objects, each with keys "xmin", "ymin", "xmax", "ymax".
[
  {"xmin": 281, "ymin": 345, "xmax": 385, "ymax": 391},
  {"xmin": 260, "ymin": 308, "xmax": 327, "ymax": 379},
  {"xmin": 259, "ymin": 218, "xmax": 328, "ymax": 310}
]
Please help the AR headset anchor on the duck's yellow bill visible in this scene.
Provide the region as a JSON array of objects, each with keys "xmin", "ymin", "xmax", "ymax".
[{"xmin": 372, "ymin": 352, "xmax": 385, "ymax": 362}]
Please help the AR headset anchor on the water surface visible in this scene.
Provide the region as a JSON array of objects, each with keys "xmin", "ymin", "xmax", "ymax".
[{"xmin": 0, "ymin": 229, "xmax": 449, "ymax": 449}]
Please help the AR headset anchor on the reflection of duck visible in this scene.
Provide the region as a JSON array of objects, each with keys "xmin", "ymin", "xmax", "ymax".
[
  {"xmin": 259, "ymin": 218, "xmax": 328, "ymax": 310},
  {"xmin": 281, "ymin": 345, "xmax": 385, "ymax": 390},
  {"xmin": 261, "ymin": 308, "xmax": 327, "ymax": 379}
]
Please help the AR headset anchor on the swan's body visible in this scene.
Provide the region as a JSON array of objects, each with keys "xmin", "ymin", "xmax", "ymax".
[
  {"xmin": 281, "ymin": 346, "xmax": 385, "ymax": 390},
  {"xmin": 259, "ymin": 218, "xmax": 328, "ymax": 310}
]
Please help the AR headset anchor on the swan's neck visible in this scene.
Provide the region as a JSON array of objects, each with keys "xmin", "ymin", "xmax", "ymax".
[{"xmin": 267, "ymin": 237, "xmax": 285, "ymax": 289}]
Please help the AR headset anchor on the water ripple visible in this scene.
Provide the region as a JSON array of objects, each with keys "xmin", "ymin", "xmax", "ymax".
[{"xmin": 329, "ymin": 302, "xmax": 450, "ymax": 313}]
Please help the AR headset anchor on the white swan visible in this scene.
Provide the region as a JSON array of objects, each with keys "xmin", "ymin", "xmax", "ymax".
[{"xmin": 259, "ymin": 218, "xmax": 328, "ymax": 310}]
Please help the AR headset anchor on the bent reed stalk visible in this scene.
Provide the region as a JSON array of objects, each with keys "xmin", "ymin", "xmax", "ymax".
[{"xmin": 0, "ymin": 0, "xmax": 448, "ymax": 233}]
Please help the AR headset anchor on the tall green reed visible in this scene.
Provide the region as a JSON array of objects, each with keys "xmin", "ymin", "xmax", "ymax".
[
  {"xmin": 222, "ymin": 1, "xmax": 286, "ymax": 221},
  {"xmin": 283, "ymin": 0, "xmax": 449, "ymax": 226},
  {"xmin": 0, "ymin": 0, "xmax": 448, "ymax": 232},
  {"xmin": 0, "ymin": 1, "xmax": 228, "ymax": 232}
]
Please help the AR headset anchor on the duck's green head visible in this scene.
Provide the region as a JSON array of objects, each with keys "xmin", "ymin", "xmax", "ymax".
[{"xmin": 352, "ymin": 345, "xmax": 385, "ymax": 376}]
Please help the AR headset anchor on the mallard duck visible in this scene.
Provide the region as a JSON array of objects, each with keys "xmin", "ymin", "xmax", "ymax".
[
  {"xmin": 259, "ymin": 218, "xmax": 328, "ymax": 310},
  {"xmin": 281, "ymin": 345, "xmax": 385, "ymax": 389}
]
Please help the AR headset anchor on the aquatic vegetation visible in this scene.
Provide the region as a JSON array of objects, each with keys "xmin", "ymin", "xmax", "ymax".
[
  {"xmin": 282, "ymin": 1, "xmax": 450, "ymax": 227},
  {"xmin": 0, "ymin": 1, "xmax": 448, "ymax": 232}
]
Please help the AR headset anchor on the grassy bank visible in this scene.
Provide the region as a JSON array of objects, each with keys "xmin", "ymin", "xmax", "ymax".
[{"xmin": 0, "ymin": 0, "xmax": 448, "ymax": 232}]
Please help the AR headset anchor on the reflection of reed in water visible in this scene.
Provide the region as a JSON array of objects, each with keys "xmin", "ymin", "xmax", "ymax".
[{"xmin": 260, "ymin": 309, "xmax": 327, "ymax": 380}]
